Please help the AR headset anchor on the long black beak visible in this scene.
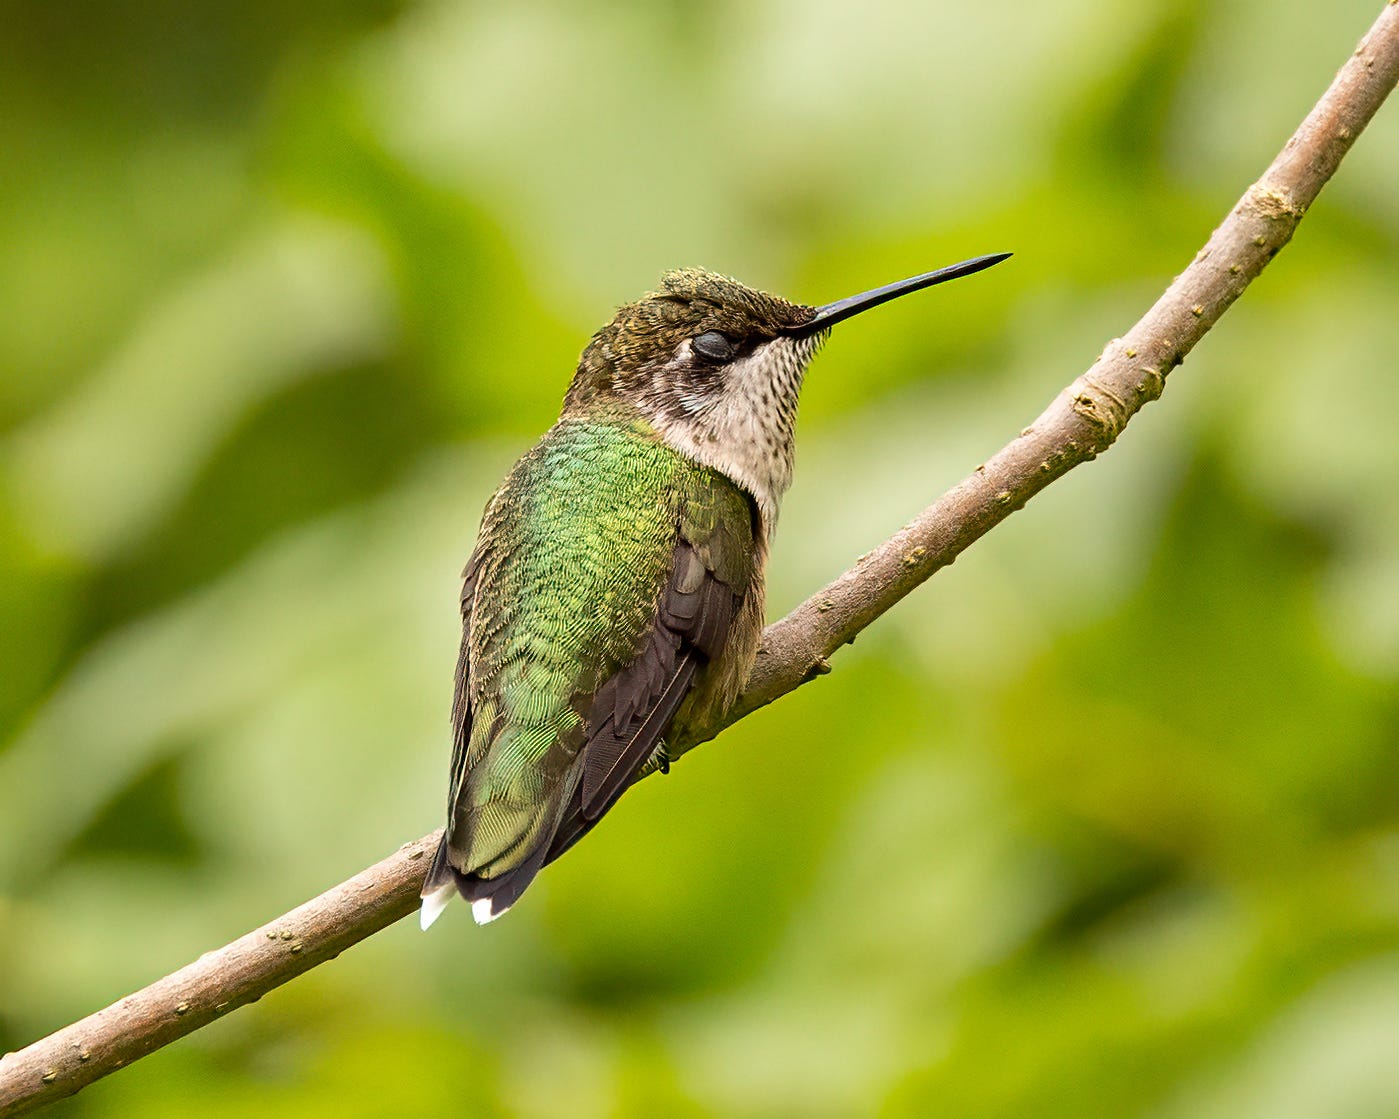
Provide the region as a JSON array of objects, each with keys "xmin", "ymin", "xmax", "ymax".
[{"xmin": 785, "ymin": 252, "xmax": 1012, "ymax": 336}]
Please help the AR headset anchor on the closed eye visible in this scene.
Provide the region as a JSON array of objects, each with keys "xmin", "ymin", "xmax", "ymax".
[{"xmin": 692, "ymin": 331, "xmax": 736, "ymax": 363}]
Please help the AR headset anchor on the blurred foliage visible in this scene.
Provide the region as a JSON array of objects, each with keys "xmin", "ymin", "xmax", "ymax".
[{"xmin": 2, "ymin": 1, "xmax": 1397, "ymax": 1116}]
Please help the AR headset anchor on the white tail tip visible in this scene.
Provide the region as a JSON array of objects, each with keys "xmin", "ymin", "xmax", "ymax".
[
  {"xmin": 471, "ymin": 896, "xmax": 506, "ymax": 925},
  {"xmin": 419, "ymin": 883, "xmax": 454, "ymax": 931}
]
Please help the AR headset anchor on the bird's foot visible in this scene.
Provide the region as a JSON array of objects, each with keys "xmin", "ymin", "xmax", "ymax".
[{"xmin": 641, "ymin": 742, "xmax": 671, "ymax": 776}]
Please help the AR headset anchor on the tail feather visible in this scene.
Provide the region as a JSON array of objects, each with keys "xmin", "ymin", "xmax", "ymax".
[
  {"xmin": 419, "ymin": 836, "xmax": 458, "ymax": 930},
  {"xmin": 457, "ymin": 831, "xmax": 553, "ymax": 925},
  {"xmin": 420, "ymin": 881, "xmax": 454, "ymax": 930},
  {"xmin": 417, "ymin": 828, "xmax": 553, "ymax": 928}
]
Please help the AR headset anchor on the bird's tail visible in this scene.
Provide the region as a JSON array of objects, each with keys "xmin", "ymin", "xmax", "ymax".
[
  {"xmin": 419, "ymin": 838, "xmax": 459, "ymax": 930},
  {"xmin": 419, "ymin": 831, "xmax": 552, "ymax": 930}
]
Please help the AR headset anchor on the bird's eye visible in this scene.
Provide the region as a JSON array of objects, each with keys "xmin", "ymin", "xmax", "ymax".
[{"xmin": 692, "ymin": 331, "xmax": 736, "ymax": 363}]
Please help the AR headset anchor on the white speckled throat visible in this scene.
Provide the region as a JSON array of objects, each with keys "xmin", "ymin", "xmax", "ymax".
[{"xmin": 644, "ymin": 334, "xmax": 824, "ymax": 532}]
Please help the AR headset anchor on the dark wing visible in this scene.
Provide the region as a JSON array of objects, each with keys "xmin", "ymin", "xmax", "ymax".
[{"xmin": 544, "ymin": 538, "xmax": 740, "ymax": 863}]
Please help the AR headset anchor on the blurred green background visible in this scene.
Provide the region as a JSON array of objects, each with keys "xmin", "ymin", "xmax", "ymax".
[{"xmin": 2, "ymin": 1, "xmax": 1397, "ymax": 1116}]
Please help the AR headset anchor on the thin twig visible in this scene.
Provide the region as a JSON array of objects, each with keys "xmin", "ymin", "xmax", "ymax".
[{"xmin": 3, "ymin": 5, "xmax": 1397, "ymax": 1114}]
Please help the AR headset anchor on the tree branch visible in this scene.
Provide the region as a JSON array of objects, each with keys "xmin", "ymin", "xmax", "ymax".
[{"xmin": 3, "ymin": 5, "xmax": 1396, "ymax": 1114}]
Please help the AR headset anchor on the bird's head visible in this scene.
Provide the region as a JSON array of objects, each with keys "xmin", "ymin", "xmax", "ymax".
[{"xmin": 564, "ymin": 255, "xmax": 1010, "ymax": 528}]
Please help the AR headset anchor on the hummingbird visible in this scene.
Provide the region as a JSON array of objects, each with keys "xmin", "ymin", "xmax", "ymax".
[{"xmin": 420, "ymin": 252, "xmax": 1010, "ymax": 928}]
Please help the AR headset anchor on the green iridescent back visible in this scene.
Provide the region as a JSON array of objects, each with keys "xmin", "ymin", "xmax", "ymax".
[{"xmin": 448, "ymin": 414, "xmax": 758, "ymax": 879}]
